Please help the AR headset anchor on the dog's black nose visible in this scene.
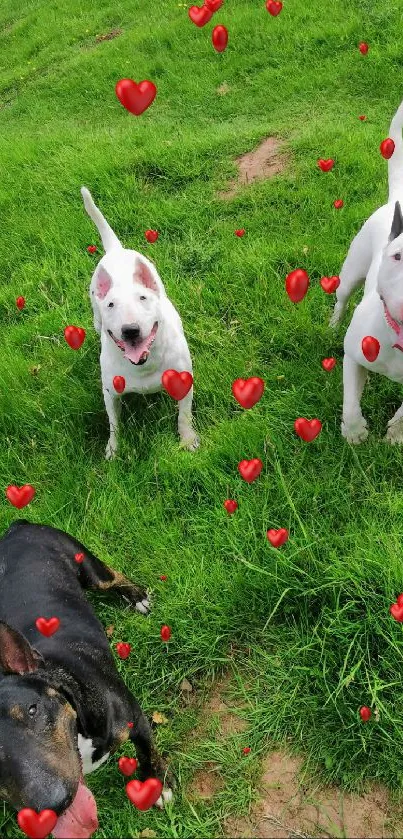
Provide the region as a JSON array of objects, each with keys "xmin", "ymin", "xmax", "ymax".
[{"xmin": 121, "ymin": 324, "xmax": 141, "ymax": 342}]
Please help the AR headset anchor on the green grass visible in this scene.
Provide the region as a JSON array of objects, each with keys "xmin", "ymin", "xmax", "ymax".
[{"xmin": 2, "ymin": 0, "xmax": 403, "ymax": 835}]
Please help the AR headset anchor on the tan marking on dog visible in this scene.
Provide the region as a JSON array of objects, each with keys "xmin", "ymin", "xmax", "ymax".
[
  {"xmin": 43, "ymin": 702, "xmax": 80, "ymax": 785},
  {"xmin": 97, "ymin": 568, "xmax": 131, "ymax": 590},
  {"xmin": 9, "ymin": 705, "xmax": 24, "ymax": 721},
  {"xmin": 46, "ymin": 687, "xmax": 57, "ymax": 698}
]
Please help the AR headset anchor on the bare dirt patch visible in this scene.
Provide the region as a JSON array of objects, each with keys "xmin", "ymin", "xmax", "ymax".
[
  {"xmin": 225, "ymin": 750, "xmax": 402, "ymax": 839},
  {"xmin": 218, "ymin": 136, "xmax": 288, "ymax": 199},
  {"xmin": 190, "ymin": 762, "xmax": 225, "ymax": 801},
  {"xmin": 190, "ymin": 674, "xmax": 248, "ymax": 740},
  {"xmin": 95, "ymin": 28, "xmax": 122, "ymax": 42},
  {"xmin": 217, "ymin": 82, "xmax": 231, "ymax": 95}
]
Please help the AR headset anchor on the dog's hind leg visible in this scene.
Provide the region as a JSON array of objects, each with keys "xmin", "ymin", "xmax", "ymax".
[
  {"xmin": 341, "ymin": 354, "xmax": 369, "ymax": 443},
  {"xmin": 177, "ymin": 387, "xmax": 200, "ymax": 451},
  {"xmin": 73, "ymin": 544, "xmax": 151, "ymax": 614},
  {"xmin": 330, "ymin": 222, "xmax": 373, "ymax": 327},
  {"xmin": 385, "ymin": 399, "xmax": 403, "ymax": 444}
]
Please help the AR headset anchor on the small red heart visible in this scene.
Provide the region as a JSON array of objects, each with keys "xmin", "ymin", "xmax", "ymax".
[
  {"xmin": 212, "ymin": 24, "xmax": 228, "ymax": 52},
  {"xmin": 162, "ymin": 370, "xmax": 193, "ymax": 401},
  {"xmin": 242, "ymin": 746, "xmax": 251, "ymax": 755},
  {"xmin": 188, "ymin": 5, "xmax": 213, "ymax": 26},
  {"xmin": 116, "ymin": 642, "xmax": 131, "ymax": 660},
  {"xmin": 16, "ymin": 296, "xmax": 26, "ymax": 310},
  {"xmin": 118, "ymin": 756, "xmax": 138, "ymax": 777},
  {"xmin": 145, "ymin": 229, "xmax": 159, "ymax": 243},
  {"xmin": 238, "ymin": 458, "xmax": 263, "ymax": 483},
  {"xmin": 390, "ymin": 602, "xmax": 403, "ymax": 622},
  {"xmin": 362, "ymin": 336, "xmax": 380, "ymax": 362},
  {"xmin": 224, "ymin": 499, "xmax": 238, "ymax": 514},
  {"xmin": 320, "ymin": 275, "xmax": 340, "ymax": 294},
  {"xmin": 294, "ymin": 418, "xmax": 322, "ymax": 442},
  {"xmin": 359, "ymin": 115, "xmax": 367, "ymax": 121},
  {"xmin": 205, "ymin": 0, "xmax": 223, "ymax": 9},
  {"xmin": 235, "ymin": 229, "xmax": 245, "ymax": 237},
  {"xmin": 74, "ymin": 552, "xmax": 84, "ymax": 564},
  {"xmin": 380, "ymin": 138, "xmax": 395, "ymax": 160},
  {"xmin": 35, "ymin": 617, "xmax": 60, "ymax": 637},
  {"xmin": 17, "ymin": 808, "xmax": 58, "ymax": 839},
  {"xmin": 127, "ymin": 722, "xmax": 134, "ymax": 728},
  {"xmin": 359, "ymin": 706, "xmax": 371, "ymax": 722},
  {"xmin": 359, "ymin": 41, "xmax": 369, "ymax": 54},
  {"xmin": 159, "ymin": 575, "xmax": 168, "ymax": 581},
  {"xmin": 115, "ymin": 79, "xmax": 157, "ymax": 116},
  {"xmin": 285, "ymin": 269, "xmax": 309, "ymax": 303},
  {"xmin": 266, "ymin": 0, "xmax": 282, "ymax": 15},
  {"xmin": 6, "ymin": 484, "xmax": 35, "ymax": 509},
  {"xmin": 232, "ymin": 377, "xmax": 265, "ymax": 409},
  {"xmin": 267, "ymin": 528, "xmax": 289, "ymax": 547},
  {"xmin": 322, "ymin": 357, "xmax": 337, "ymax": 371},
  {"xmin": 87, "ymin": 245, "xmax": 97, "ymax": 254},
  {"xmin": 113, "ymin": 376, "xmax": 126, "ymax": 394},
  {"xmin": 64, "ymin": 325, "xmax": 86, "ymax": 350},
  {"xmin": 160, "ymin": 625, "xmax": 172, "ymax": 642},
  {"xmin": 333, "ymin": 199, "xmax": 344, "ymax": 209},
  {"xmin": 126, "ymin": 777, "xmax": 163, "ymax": 811},
  {"xmin": 318, "ymin": 158, "xmax": 334, "ymax": 172}
]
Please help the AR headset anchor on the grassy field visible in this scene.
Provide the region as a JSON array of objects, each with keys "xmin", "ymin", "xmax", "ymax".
[{"xmin": 2, "ymin": 0, "xmax": 403, "ymax": 836}]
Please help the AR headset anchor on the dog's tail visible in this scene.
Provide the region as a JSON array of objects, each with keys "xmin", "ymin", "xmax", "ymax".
[
  {"xmin": 388, "ymin": 98, "xmax": 403, "ymax": 202},
  {"xmin": 81, "ymin": 187, "xmax": 122, "ymax": 252}
]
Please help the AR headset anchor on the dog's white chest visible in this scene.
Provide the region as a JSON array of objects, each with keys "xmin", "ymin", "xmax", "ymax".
[{"xmin": 77, "ymin": 733, "xmax": 110, "ymax": 775}]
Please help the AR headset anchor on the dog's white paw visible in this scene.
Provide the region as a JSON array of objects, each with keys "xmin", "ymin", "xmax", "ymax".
[
  {"xmin": 155, "ymin": 787, "xmax": 174, "ymax": 809},
  {"xmin": 135, "ymin": 597, "xmax": 151, "ymax": 615},
  {"xmin": 105, "ymin": 439, "xmax": 117, "ymax": 460},
  {"xmin": 329, "ymin": 303, "xmax": 344, "ymax": 328},
  {"xmin": 341, "ymin": 417, "xmax": 368, "ymax": 444},
  {"xmin": 385, "ymin": 420, "xmax": 403, "ymax": 445},
  {"xmin": 180, "ymin": 429, "xmax": 200, "ymax": 452}
]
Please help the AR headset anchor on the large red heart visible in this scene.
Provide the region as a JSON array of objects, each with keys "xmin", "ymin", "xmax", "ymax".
[
  {"xmin": 6, "ymin": 484, "xmax": 35, "ymax": 509},
  {"xmin": 318, "ymin": 158, "xmax": 334, "ymax": 172},
  {"xmin": 285, "ymin": 269, "xmax": 309, "ymax": 303},
  {"xmin": 188, "ymin": 5, "xmax": 213, "ymax": 26},
  {"xmin": 397, "ymin": 594, "xmax": 403, "ymax": 606},
  {"xmin": 232, "ymin": 377, "xmax": 264, "ymax": 409},
  {"xmin": 35, "ymin": 617, "xmax": 60, "ymax": 637},
  {"xmin": 116, "ymin": 642, "xmax": 131, "ymax": 660},
  {"xmin": 238, "ymin": 458, "xmax": 263, "ymax": 483},
  {"xmin": 115, "ymin": 79, "xmax": 157, "ymax": 116},
  {"xmin": 118, "ymin": 756, "xmax": 138, "ymax": 776},
  {"xmin": 266, "ymin": 0, "xmax": 282, "ymax": 15},
  {"xmin": 162, "ymin": 370, "xmax": 193, "ymax": 401},
  {"xmin": 322, "ymin": 357, "xmax": 336, "ymax": 371},
  {"xmin": 380, "ymin": 138, "xmax": 395, "ymax": 160},
  {"xmin": 212, "ymin": 24, "xmax": 228, "ymax": 53},
  {"xmin": 126, "ymin": 778, "xmax": 163, "ymax": 811},
  {"xmin": 362, "ymin": 336, "xmax": 380, "ymax": 362},
  {"xmin": 390, "ymin": 602, "xmax": 403, "ymax": 622},
  {"xmin": 294, "ymin": 418, "xmax": 322, "ymax": 442},
  {"xmin": 64, "ymin": 326, "xmax": 86, "ymax": 350},
  {"xmin": 17, "ymin": 808, "xmax": 58, "ymax": 839},
  {"xmin": 205, "ymin": 0, "xmax": 223, "ymax": 9},
  {"xmin": 267, "ymin": 528, "xmax": 289, "ymax": 547},
  {"xmin": 320, "ymin": 275, "xmax": 340, "ymax": 294}
]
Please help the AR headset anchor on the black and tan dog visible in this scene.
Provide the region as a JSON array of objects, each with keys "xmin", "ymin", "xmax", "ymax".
[{"xmin": 0, "ymin": 520, "xmax": 172, "ymax": 838}]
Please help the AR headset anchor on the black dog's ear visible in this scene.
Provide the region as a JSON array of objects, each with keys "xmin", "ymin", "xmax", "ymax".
[
  {"xmin": 0, "ymin": 622, "xmax": 43, "ymax": 675},
  {"xmin": 389, "ymin": 201, "xmax": 403, "ymax": 242}
]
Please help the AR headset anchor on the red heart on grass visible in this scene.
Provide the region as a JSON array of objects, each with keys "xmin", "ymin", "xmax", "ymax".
[
  {"xmin": 205, "ymin": 0, "xmax": 223, "ymax": 9},
  {"xmin": 224, "ymin": 499, "xmax": 238, "ymax": 514},
  {"xmin": 242, "ymin": 746, "xmax": 251, "ymax": 755},
  {"xmin": 238, "ymin": 459, "xmax": 263, "ymax": 483},
  {"xmin": 162, "ymin": 370, "xmax": 193, "ymax": 400},
  {"xmin": 145, "ymin": 229, "xmax": 158, "ymax": 243},
  {"xmin": 17, "ymin": 808, "xmax": 57, "ymax": 839},
  {"xmin": 359, "ymin": 115, "xmax": 367, "ymax": 121},
  {"xmin": 115, "ymin": 79, "xmax": 157, "ymax": 116},
  {"xmin": 267, "ymin": 528, "xmax": 289, "ymax": 547},
  {"xmin": 159, "ymin": 575, "xmax": 167, "ymax": 581},
  {"xmin": 362, "ymin": 336, "xmax": 380, "ymax": 362},
  {"xmin": 318, "ymin": 159, "xmax": 334, "ymax": 172},
  {"xmin": 359, "ymin": 706, "xmax": 371, "ymax": 721},
  {"xmin": 390, "ymin": 601, "xmax": 403, "ymax": 622},
  {"xmin": 87, "ymin": 245, "xmax": 97, "ymax": 254},
  {"xmin": 6, "ymin": 484, "xmax": 35, "ymax": 509},
  {"xmin": 359, "ymin": 42, "xmax": 369, "ymax": 54},
  {"xmin": 74, "ymin": 552, "xmax": 84, "ymax": 564},
  {"xmin": 294, "ymin": 418, "xmax": 322, "ymax": 442},
  {"xmin": 334, "ymin": 199, "xmax": 344, "ymax": 209},
  {"xmin": 64, "ymin": 326, "xmax": 86, "ymax": 350},
  {"xmin": 285, "ymin": 269, "xmax": 309, "ymax": 303},
  {"xmin": 126, "ymin": 778, "xmax": 163, "ymax": 811},
  {"xmin": 322, "ymin": 357, "xmax": 337, "ymax": 371},
  {"xmin": 35, "ymin": 617, "xmax": 60, "ymax": 637},
  {"xmin": 118, "ymin": 757, "xmax": 138, "ymax": 776},
  {"xmin": 188, "ymin": 5, "xmax": 213, "ymax": 26},
  {"xmin": 235, "ymin": 229, "xmax": 245, "ymax": 237},
  {"xmin": 212, "ymin": 25, "xmax": 228, "ymax": 52},
  {"xmin": 232, "ymin": 377, "xmax": 264, "ymax": 409},
  {"xmin": 160, "ymin": 625, "xmax": 172, "ymax": 641},
  {"xmin": 320, "ymin": 276, "xmax": 340, "ymax": 294},
  {"xmin": 116, "ymin": 643, "xmax": 131, "ymax": 660},
  {"xmin": 397, "ymin": 594, "xmax": 403, "ymax": 606},
  {"xmin": 380, "ymin": 138, "xmax": 395, "ymax": 160},
  {"xmin": 16, "ymin": 296, "xmax": 26, "ymax": 310},
  {"xmin": 113, "ymin": 376, "xmax": 126, "ymax": 394},
  {"xmin": 266, "ymin": 0, "xmax": 282, "ymax": 15}
]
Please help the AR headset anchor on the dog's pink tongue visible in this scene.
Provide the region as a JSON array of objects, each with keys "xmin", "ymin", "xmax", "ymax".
[
  {"xmin": 52, "ymin": 778, "xmax": 98, "ymax": 839},
  {"xmin": 124, "ymin": 341, "xmax": 148, "ymax": 364}
]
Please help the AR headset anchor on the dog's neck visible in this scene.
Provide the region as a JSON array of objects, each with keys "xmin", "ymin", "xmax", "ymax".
[{"xmin": 382, "ymin": 299, "xmax": 403, "ymax": 352}]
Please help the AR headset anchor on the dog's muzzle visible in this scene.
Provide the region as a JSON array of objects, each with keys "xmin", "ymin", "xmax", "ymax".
[{"xmin": 107, "ymin": 322, "xmax": 158, "ymax": 365}]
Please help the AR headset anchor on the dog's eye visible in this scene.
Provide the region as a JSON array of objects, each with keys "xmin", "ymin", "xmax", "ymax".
[
  {"xmin": 108, "ymin": 302, "xmax": 114, "ymax": 308},
  {"xmin": 394, "ymin": 253, "xmax": 402, "ymax": 261},
  {"xmin": 28, "ymin": 704, "xmax": 37, "ymax": 717}
]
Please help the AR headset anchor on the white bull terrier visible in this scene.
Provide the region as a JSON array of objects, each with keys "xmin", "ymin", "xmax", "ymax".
[
  {"xmin": 330, "ymin": 96, "xmax": 403, "ymax": 444},
  {"xmin": 81, "ymin": 187, "xmax": 199, "ymax": 459}
]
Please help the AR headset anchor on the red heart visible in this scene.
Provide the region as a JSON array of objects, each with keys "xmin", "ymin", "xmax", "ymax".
[
  {"xmin": 205, "ymin": 0, "xmax": 223, "ymax": 9},
  {"xmin": 380, "ymin": 138, "xmax": 395, "ymax": 160},
  {"xmin": 235, "ymin": 229, "xmax": 245, "ymax": 237},
  {"xmin": 160, "ymin": 625, "xmax": 172, "ymax": 641},
  {"xmin": 35, "ymin": 617, "xmax": 60, "ymax": 637},
  {"xmin": 242, "ymin": 746, "xmax": 251, "ymax": 755},
  {"xmin": 390, "ymin": 602, "xmax": 403, "ymax": 622},
  {"xmin": 238, "ymin": 458, "xmax": 263, "ymax": 483},
  {"xmin": 159, "ymin": 575, "xmax": 168, "ymax": 581},
  {"xmin": 188, "ymin": 5, "xmax": 213, "ymax": 26},
  {"xmin": 232, "ymin": 377, "xmax": 265, "ymax": 409},
  {"xmin": 266, "ymin": 0, "xmax": 282, "ymax": 15},
  {"xmin": 359, "ymin": 706, "xmax": 371, "ymax": 722},
  {"xmin": 359, "ymin": 115, "xmax": 367, "ymax": 121},
  {"xmin": 320, "ymin": 275, "xmax": 340, "ymax": 294},
  {"xmin": 118, "ymin": 756, "xmax": 138, "ymax": 776},
  {"xmin": 113, "ymin": 376, "xmax": 126, "ymax": 394},
  {"xmin": 333, "ymin": 199, "xmax": 344, "ymax": 209},
  {"xmin": 127, "ymin": 722, "xmax": 134, "ymax": 728},
  {"xmin": 64, "ymin": 325, "xmax": 86, "ymax": 350},
  {"xmin": 362, "ymin": 336, "xmax": 380, "ymax": 362},
  {"xmin": 17, "ymin": 808, "xmax": 58, "ymax": 839},
  {"xmin": 212, "ymin": 24, "xmax": 228, "ymax": 52},
  {"xmin": 359, "ymin": 41, "xmax": 369, "ymax": 54},
  {"xmin": 16, "ymin": 296, "xmax": 26, "ymax": 310},
  {"xmin": 126, "ymin": 778, "xmax": 163, "ymax": 811},
  {"xmin": 162, "ymin": 370, "xmax": 193, "ymax": 401},
  {"xmin": 87, "ymin": 245, "xmax": 97, "ymax": 254},
  {"xmin": 285, "ymin": 269, "xmax": 309, "ymax": 303},
  {"xmin": 116, "ymin": 643, "xmax": 131, "ymax": 660},
  {"xmin": 115, "ymin": 79, "xmax": 157, "ymax": 116},
  {"xmin": 74, "ymin": 552, "xmax": 84, "ymax": 564},
  {"xmin": 145, "ymin": 229, "xmax": 158, "ymax": 243},
  {"xmin": 322, "ymin": 357, "xmax": 336, "ymax": 371},
  {"xmin": 397, "ymin": 594, "xmax": 403, "ymax": 606},
  {"xmin": 224, "ymin": 499, "xmax": 238, "ymax": 514},
  {"xmin": 6, "ymin": 484, "xmax": 35, "ymax": 509},
  {"xmin": 318, "ymin": 158, "xmax": 334, "ymax": 172},
  {"xmin": 294, "ymin": 418, "xmax": 322, "ymax": 442},
  {"xmin": 267, "ymin": 528, "xmax": 289, "ymax": 547}
]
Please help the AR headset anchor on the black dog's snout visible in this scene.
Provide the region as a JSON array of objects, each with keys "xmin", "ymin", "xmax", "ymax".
[{"xmin": 121, "ymin": 324, "xmax": 141, "ymax": 342}]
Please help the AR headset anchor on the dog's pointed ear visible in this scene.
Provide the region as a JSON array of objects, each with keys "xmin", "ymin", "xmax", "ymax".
[
  {"xmin": 389, "ymin": 201, "xmax": 403, "ymax": 242},
  {"xmin": 0, "ymin": 622, "xmax": 43, "ymax": 675},
  {"xmin": 133, "ymin": 258, "xmax": 159, "ymax": 295},
  {"xmin": 95, "ymin": 265, "xmax": 113, "ymax": 300}
]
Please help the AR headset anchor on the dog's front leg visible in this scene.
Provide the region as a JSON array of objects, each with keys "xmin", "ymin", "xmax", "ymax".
[
  {"xmin": 129, "ymin": 710, "xmax": 174, "ymax": 808},
  {"xmin": 341, "ymin": 354, "xmax": 369, "ymax": 443},
  {"xmin": 103, "ymin": 387, "xmax": 121, "ymax": 460},
  {"xmin": 178, "ymin": 387, "xmax": 199, "ymax": 451},
  {"xmin": 385, "ymin": 401, "xmax": 403, "ymax": 444}
]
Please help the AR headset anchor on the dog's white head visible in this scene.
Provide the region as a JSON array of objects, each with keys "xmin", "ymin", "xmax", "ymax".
[
  {"xmin": 377, "ymin": 201, "xmax": 403, "ymax": 324},
  {"xmin": 93, "ymin": 249, "xmax": 164, "ymax": 366}
]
